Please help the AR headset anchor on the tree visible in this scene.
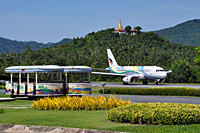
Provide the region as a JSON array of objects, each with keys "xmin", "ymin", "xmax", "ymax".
[
  {"xmin": 24, "ymin": 45, "xmax": 32, "ymax": 53},
  {"xmin": 194, "ymin": 46, "xmax": 200, "ymax": 65},
  {"xmin": 167, "ymin": 60, "xmax": 192, "ymax": 83},
  {"xmin": 125, "ymin": 25, "xmax": 132, "ymax": 34},
  {"xmin": 134, "ymin": 26, "xmax": 142, "ymax": 33},
  {"xmin": 0, "ymin": 29, "xmax": 197, "ymax": 83}
]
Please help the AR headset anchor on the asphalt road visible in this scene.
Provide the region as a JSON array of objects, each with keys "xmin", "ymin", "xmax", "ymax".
[
  {"xmin": 87, "ymin": 94, "xmax": 200, "ymax": 105},
  {"xmin": 91, "ymin": 82, "xmax": 200, "ymax": 105},
  {"xmin": 1, "ymin": 83, "xmax": 200, "ymax": 105},
  {"xmin": 92, "ymin": 82, "xmax": 200, "ymax": 89}
]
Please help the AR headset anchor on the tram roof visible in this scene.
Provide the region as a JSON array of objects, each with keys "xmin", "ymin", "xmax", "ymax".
[
  {"xmin": 5, "ymin": 65, "xmax": 92, "ymax": 73},
  {"xmin": 61, "ymin": 66, "xmax": 92, "ymax": 73}
]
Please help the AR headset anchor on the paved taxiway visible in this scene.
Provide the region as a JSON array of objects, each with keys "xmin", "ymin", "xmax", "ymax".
[
  {"xmin": 92, "ymin": 82, "xmax": 200, "ymax": 89},
  {"xmin": 91, "ymin": 82, "xmax": 200, "ymax": 105}
]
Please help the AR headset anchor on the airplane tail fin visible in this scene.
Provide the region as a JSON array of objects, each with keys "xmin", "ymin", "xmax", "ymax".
[{"xmin": 107, "ymin": 49, "xmax": 119, "ymax": 67}]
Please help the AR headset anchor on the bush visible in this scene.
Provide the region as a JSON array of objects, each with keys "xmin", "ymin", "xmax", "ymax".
[
  {"xmin": 99, "ymin": 87, "xmax": 200, "ymax": 97},
  {"xmin": 108, "ymin": 103, "xmax": 200, "ymax": 125},
  {"xmin": 32, "ymin": 96, "xmax": 131, "ymax": 111},
  {"xmin": 0, "ymin": 85, "xmax": 5, "ymax": 90},
  {"xmin": 0, "ymin": 108, "xmax": 4, "ymax": 114}
]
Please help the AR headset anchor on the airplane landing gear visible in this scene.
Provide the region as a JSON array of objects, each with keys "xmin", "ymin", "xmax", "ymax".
[
  {"xmin": 155, "ymin": 79, "xmax": 160, "ymax": 85},
  {"xmin": 123, "ymin": 82, "xmax": 129, "ymax": 85},
  {"xmin": 143, "ymin": 80, "xmax": 148, "ymax": 85},
  {"xmin": 155, "ymin": 81, "xmax": 159, "ymax": 85}
]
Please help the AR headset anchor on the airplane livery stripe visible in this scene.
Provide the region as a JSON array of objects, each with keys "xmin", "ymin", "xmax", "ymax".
[
  {"xmin": 111, "ymin": 67, "xmax": 139, "ymax": 75},
  {"xmin": 137, "ymin": 66, "xmax": 158, "ymax": 79}
]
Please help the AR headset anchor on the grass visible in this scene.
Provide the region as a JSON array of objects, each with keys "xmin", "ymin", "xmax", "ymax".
[
  {"xmin": 1, "ymin": 108, "xmax": 200, "ymax": 132},
  {"xmin": 0, "ymin": 100, "xmax": 32, "ymax": 107},
  {"xmin": 0, "ymin": 108, "xmax": 3, "ymax": 114},
  {"xmin": 92, "ymin": 87, "xmax": 102, "ymax": 94},
  {"xmin": 0, "ymin": 94, "xmax": 10, "ymax": 98},
  {"xmin": 0, "ymin": 100, "xmax": 200, "ymax": 132}
]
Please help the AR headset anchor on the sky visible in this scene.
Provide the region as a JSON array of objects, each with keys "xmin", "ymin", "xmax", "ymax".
[{"xmin": 0, "ymin": 0, "xmax": 200, "ymax": 43}]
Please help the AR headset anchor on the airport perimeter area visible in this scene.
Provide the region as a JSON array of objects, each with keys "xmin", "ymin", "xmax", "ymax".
[{"xmin": 1, "ymin": 82, "xmax": 200, "ymax": 132}]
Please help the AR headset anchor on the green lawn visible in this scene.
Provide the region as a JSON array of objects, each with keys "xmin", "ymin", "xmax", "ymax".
[
  {"xmin": 92, "ymin": 87, "xmax": 102, "ymax": 94},
  {"xmin": 0, "ymin": 100, "xmax": 32, "ymax": 107},
  {"xmin": 0, "ymin": 94, "xmax": 10, "ymax": 98},
  {"xmin": 0, "ymin": 100, "xmax": 200, "ymax": 132}
]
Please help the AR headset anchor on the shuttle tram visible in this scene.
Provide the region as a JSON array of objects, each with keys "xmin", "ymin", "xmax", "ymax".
[{"xmin": 5, "ymin": 65, "xmax": 92, "ymax": 98}]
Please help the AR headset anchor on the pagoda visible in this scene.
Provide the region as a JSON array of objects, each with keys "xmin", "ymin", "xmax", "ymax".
[
  {"xmin": 114, "ymin": 20, "xmax": 137, "ymax": 35},
  {"xmin": 117, "ymin": 20, "xmax": 123, "ymax": 29}
]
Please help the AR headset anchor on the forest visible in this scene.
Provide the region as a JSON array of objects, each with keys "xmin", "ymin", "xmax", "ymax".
[
  {"xmin": 0, "ymin": 28, "xmax": 199, "ymax": 83},
  {"xmin": 154, "ymin": 19, "xmax": 200, "ymax": 46},
  {"xmin": 0, "ymin": 37, "xmax": 71, "ymax": 53}
]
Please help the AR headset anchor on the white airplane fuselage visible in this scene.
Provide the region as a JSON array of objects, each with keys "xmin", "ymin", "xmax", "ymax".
[
  {"xmin": 107, "ymin": 66, "xmax": 167, "ymax": 80},
  {"xmin": 92, "ymin": 49, "xmax": 171, "ymax": 85}
]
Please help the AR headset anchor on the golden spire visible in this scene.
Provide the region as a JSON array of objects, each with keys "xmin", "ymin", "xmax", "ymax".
[{"xmin": 117, "ymin": 19, "xmax": 123, "ymax": 29}]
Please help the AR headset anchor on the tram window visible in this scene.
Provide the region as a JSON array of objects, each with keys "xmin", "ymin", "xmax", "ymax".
[
  {"xmin": 38, "ymin": 72, "xmax": 63, "ymax": 83},
  {"xmin": 81, "ymin": 73, "xmax": 90, "ymax": 82},
  {"xmin": 69, "ymin": 73, "xmax": 79, "ymax": 82},
  {"xmin": 69, "ymin": 73, "xmax": 90, "ymax": 83}
]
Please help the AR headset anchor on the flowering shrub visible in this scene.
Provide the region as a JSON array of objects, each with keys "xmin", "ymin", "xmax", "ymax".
[
  {"xmin": 32, "ymin": 96, "xmax": 131, "ymax": 111},
  {"xmin": 100, "ymin": 87, "xmax": 200, "ymax": 96},
  {"xmin": 108, "ymin": 103, "xmax": 200, "ymax": 125}
]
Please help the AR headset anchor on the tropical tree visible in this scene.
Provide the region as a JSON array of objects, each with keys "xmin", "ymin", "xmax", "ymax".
[
  {"xmin": 134, "ymin": 26, "xmax": 142, "ymax": 33},
  {"xmin": 194, "ymin": 46, "xmax": 200, "ymax": 65},
  {"xmin": 125, "ymin": 25, "xmax": 132, "ymax": 34},
  {"xmin": 24, "ymin": 45, "xmax": 32, "ymax": 53},
  {"xmin": 167, "ymin": 60, "xmax": 192, "ymax": 83}
]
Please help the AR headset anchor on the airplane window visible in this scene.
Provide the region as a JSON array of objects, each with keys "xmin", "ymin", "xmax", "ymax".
[{"xmin": 156, "ymin": 70, "xmax": 164, "ymax": 72}]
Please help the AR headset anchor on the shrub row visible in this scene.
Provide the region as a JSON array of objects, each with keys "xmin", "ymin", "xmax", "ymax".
[
  {"xmin": 108, "ymin": 103, "xmax": 200, "ymax": 125},
  {"xmin": 99, "ymin": 87, "xmax": 200, "ymax": 96},
  {"xmin": 32, "ymin": 96, "xmax": 131, "ymax": 111},
  {"xmin": 0, "ymin": 108, "xmax": 3, "ymax": 114}
]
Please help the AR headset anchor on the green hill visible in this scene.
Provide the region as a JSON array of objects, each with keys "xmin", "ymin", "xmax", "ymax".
[
  {"xmin": 0, "ymin": 37, "xmax": 71, "ymax": 53},
  {"xmin": 154, "ymin": 19, "xmax": 200, "ymax": 46},
  {"xmin": 0, "ymin": 29, "xmax": 199, "ymax": 83}
]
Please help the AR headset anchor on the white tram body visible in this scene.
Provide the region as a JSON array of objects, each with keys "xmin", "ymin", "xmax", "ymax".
[{"xmin": 5, "ymin": 65, "xmax": 92, "ymax": 97}]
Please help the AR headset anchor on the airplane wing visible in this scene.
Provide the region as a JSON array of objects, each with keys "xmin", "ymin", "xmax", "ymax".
[
  {"xmin": 92, "ymin": 72, "xmax": 140, "ymax": 78},
  {"xmin": 92, "ymin": 72, "xmax": 126, "ymax": 76}
]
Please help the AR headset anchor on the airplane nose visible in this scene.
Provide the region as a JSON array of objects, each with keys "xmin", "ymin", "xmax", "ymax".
[{"xmin": 162, "ymin": 72, "xmax": 167, "ymax": 78}]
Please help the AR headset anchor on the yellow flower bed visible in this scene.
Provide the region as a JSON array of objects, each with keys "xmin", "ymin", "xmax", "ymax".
[
  {"xmin": 108, "ymin": 103, "xmax": 200, "ymax": 125},
  {"xmin": 32, "ymin": 96, "xmax": 131, "ymax": 111}
]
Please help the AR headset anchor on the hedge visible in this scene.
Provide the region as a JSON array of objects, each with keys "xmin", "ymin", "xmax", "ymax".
[
  {"xmin": 99, "ymin": 87, "xmax": 200, "ymax": 96},
  {"xmin": 32, "ymin": 96, "xmax": 131, "ymax": 111},
  {"xmin": 108, "ymin": 103, "xmax": 200, "ymax": 125}
]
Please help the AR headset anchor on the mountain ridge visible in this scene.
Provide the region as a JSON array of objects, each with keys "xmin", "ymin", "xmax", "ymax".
[
  {"xmin": 0, "ymin": 37, "xmax": 71, "ymax": 53},
  {"xmin": 0, "ymin": 28, "xmax": 199, "ymax": 83},
  {"xmin": 154, "ymin": 19, "xmax": 200, "ymax": 46}
]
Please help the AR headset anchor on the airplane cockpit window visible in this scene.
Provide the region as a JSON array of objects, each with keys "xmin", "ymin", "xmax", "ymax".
[{"xmin": 156, "ymin": 70, "xmax": 165, "ymax": 72}]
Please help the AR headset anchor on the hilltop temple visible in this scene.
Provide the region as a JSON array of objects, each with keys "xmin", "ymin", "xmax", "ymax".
[{"xmin": 114, "ymin": 20, "xmax": 137, "ymax": 35}]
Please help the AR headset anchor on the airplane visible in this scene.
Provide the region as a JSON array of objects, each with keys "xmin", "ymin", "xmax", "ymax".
[{"xmin": 92, "ymin": 49, "xmax": 172, "ymax": 85}]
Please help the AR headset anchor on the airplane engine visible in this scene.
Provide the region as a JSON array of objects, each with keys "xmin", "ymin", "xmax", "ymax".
[
  {"xmin": 122, "ymin": 76, "xmax": 136, "ymax": 83},
  {"xmin": 159, "ymin": 79, "xmax": 165, "ymax": 82},
  {"xmin": 155, "ymin": 79, "xmax": 165, "ymax": 85}
]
